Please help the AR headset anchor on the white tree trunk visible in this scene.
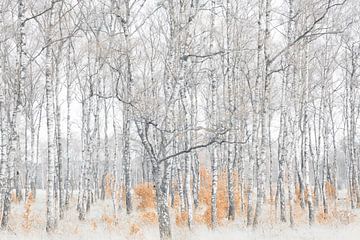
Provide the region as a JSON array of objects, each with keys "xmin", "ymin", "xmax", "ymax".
[{"xmin": 45, "ymin": 1, "xmax": 57, "ymax": 232}]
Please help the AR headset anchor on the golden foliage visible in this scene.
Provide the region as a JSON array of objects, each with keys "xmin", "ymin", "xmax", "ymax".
[
  {"xmin": 200, "ymin": 166, "xmax": 211, "ymax": 188},
  {"xmin": 174, "ymin": 173, "xmax": 240, "ymax": 227},
  {"xmin": 140, "ymin": 211, "xmax": 157, "ymax": 224},
  {"xmin": 197, "ymin": 168, "xmax": 237, "ymax": 227},
  {"xmin": 98, "ymin": 166, "xmax": 351, "ymax": 229},
  {"xmin": 134, "ymin": 183, "xmax": 155, "ymax": 209},
  {"xmin": 22, "ymin": 192, "xmax": 34, "ymax": 230},
  {"xmin": 175, "ymin": 212, "xmax": 187, "ymax": 226},
  {"xmin": 105, "ymin": 174, "xmax": 114, "ymax": 199},
  {"xmin": 316, "ymin": 210, "xmax": 330, "ymax": 224},
  {"xmin": 172, "ymin": 194, "xmax": 180, "ymax": 209},
  {"xmin": 325, "ymin": 181, "xmax": 336, "ymax": 200},
  {"xmin": 209, "ymin": 173, "xmax": 229, "ymax": 224}
]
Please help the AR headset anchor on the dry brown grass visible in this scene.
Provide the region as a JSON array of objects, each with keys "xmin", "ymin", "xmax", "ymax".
[{"xmin": 22, "ymin": 192, "xmax": 34, "ymax": 230}]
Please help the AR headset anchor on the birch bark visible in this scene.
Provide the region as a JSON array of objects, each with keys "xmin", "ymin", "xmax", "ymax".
[{"xmin": 45, "ymin": 0, "xmax": 57, "ymax": 231}]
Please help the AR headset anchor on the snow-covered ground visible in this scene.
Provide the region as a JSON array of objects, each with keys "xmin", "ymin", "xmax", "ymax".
[{"xmin": 1, "ymin": 190, "xmax": 359, "ymax": 240}]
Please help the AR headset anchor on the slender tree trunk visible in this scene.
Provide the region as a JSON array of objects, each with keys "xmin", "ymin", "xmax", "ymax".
[
  {"xmin": 254, "ymin": 0, "xmax": 271, "ymax": 227},
  {"xmin": 65, "ymin": 43, "xmax": 71, "ymax": 209},
  {"xmin": 135, "ymin": 122, "xmax": 172, "ymax": 240},
  {"xmin": 55, "ymin": 47, "xmax": 64, "ymax": 219},
  {"xmin": 1, "ymin": 0, "xmax": 25, "ymax": 228},
  {"xmin": 45, "ymin": 1, "xmax": 57, "ymax": 232},
  {"xmin": 303, "ymin": 41, "xmax": 314, "ymax": 225},
  {"xmin": 209, "ymin": 0, "xmax": 218, "ymax": 228},
  {"xmin": 120, "ymin": 2, "xmax": 133, "ymax": 213},
  {"xmin": 0, "ymin": 38, "xmax": 8, "ymax": 224},
  {"xmin": 103, "ymin": 78, "xmax": 110, "ymax": 200},
  {"xmin": 177, "ymin": 158, "xmax": 185, "ymax": 212}
]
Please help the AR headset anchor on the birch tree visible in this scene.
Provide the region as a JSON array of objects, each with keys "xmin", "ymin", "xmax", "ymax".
[{"xmin": 45, "ymin": 0, "xmax": 57, "ymax": 232}]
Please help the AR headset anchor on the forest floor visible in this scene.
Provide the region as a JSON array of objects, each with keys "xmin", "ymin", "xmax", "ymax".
[{"xmin": 1, "ymin": 187, "xmax": 359, "ymax": 240}]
